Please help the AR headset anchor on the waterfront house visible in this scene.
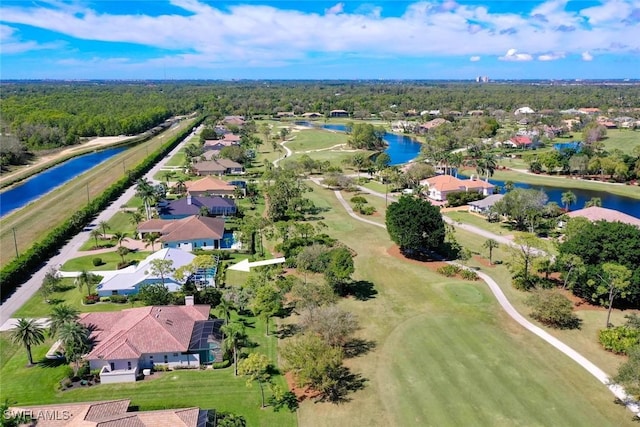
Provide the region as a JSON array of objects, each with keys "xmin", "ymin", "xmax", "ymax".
[
  {"xmin": 96, "ymin": 248, "xmax": 195, "ymax": 297},
  {"xmin": 185, "ymin": 176, "xmax": 238, "ymax": 197},
  {"xmin": 80, "ymin": 303, "xmax": 223, "ymax": 383},
  {"xmin": 302, "ymin": 112, "xmax": 323, "ymax": 118},
  {"xmin": 138, "ymin": 215, "xmax": 226, "ymax": 251},
  {"xmin": 421, "ymin": 175, "xmax": 495, "ymax": 202},
  {"xmin": 329, "ymin": 109, "xmax": 349, "ymax": 117},
  {"xmin": 158, "ymin": 194, "xmax": 237, "ymax": 219},
  {"xmin": 564, "ymin": 206, "xmax": 640, "ymax": 228},
  {"xmin": 468, "ymin": 194, "xmax": 504, "ymax": 215}
]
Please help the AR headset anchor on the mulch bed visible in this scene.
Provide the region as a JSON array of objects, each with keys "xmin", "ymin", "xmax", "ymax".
[{"xmin": 284, "ymin": 372, "xmax": 321, "ymax": 402}]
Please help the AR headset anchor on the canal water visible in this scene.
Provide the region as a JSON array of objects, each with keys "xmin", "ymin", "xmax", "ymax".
[{"xmin": 0, "ymin": 146, "xmax": 127, "ymax": 217}]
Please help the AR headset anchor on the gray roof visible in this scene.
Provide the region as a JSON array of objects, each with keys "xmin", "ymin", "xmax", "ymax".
[{"xmin": 468, "ymin": 194, "xmax": 504, "ymax": 209}]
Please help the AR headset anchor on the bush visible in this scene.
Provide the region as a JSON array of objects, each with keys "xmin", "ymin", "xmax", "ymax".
[
  {"xmin": 460, "ymin": 269, "xmax": 479, "ymax": 281},
  {"xmin": 436, "ymin": 265, "xmax": 461, "ymax": 277},
  {"xmin": 359, "ymin": 206, "xmax": 376, "ymax": 215},
  {"xmin": 599, "ymin": 326, "xmax": 640, "ymax": 354},
  {"xmin": 212, "ymin": 359, "xmax": 231, "ymax": 369},
  {"xmin": 92, "ymin": 257, "xmax": 103, "ymax": 266},
  {"xmin": 350, "ymin": 196, "xmax": 368, "ymax": 204},
  {"xmin": 83, "ymin": 294, "xmax": 100, "ymax": 305},
  {"xmin": 172, "ymin": 365, "xmax": 198, "ymax": 370},
  {"xmin": 525, "ymin": 289, "xmax": 580, "ymax": 329},
  {"xmin": 109, "ymin": 295, "xmax": 128, "ymax": 304},
  {"xmin": 446, "ymin": 191, "xmax": 484, "ymax": 207},
  {"xmin": 99, "ymin": 297, "xmax": 111, "ymax": 302}
]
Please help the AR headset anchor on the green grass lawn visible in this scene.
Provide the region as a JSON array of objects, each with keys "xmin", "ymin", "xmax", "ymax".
[
  {"xmin": 285, "ymin": 128, "xmax": 349, "ymax": 152},
  {"xmin": 165, "ymin": 149, "xmax": 187, "ymax": 167},
  {"xmin": 293, "ymin": 182, "xmax": 635, "ymax": 427},
  {"xmin": 601, "ymin": 129, "xmax": 640, "ymax": 154},
  {"xmin": 444, "ymin": 210, "xmax": 520, "ymax": 237},
  {"xmin": 60, "ymin": 250, "xmax": 151, "ymax": 272}
]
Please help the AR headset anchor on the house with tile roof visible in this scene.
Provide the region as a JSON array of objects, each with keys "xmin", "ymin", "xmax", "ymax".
[
  {"xmin": 9, "ymin": 400, "xmax": 209, "ymax": 427},
  {"xmin": 192, "ymin": 159, "xmax": 244, "ymax": 176},
  {"xmin": 96, "ymin": 248, "xmax": 196, "ymax": 297},
  {"xmin": 80, "ymin": 304, "xmax": 223, "ymax": 383},
  {"xmin": 421, "ymin": 175, "xmax": 495, "ymax": 202},
  {"xmin": 138, "ymin": 215, "xmax": 226, "ymax": 251},
  {"xmin": 565, "ymin": 206, "xmax": 640, "ymax": 228},
  {"xmin": 185, "ymin": 176, "xmax": 238, "ymax": 197},
  {"xmin": 158, "ymin": 194, "xmax": 237, "ymax": 219}
]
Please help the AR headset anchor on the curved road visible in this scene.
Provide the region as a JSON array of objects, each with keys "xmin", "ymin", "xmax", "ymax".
[
  {"xmin": 0, "ymin": 124, "xmax": 202, "ymax": 326},
  {"xmin": 312, "ymin": 179, "xmax": 639, "ymax": 417}
]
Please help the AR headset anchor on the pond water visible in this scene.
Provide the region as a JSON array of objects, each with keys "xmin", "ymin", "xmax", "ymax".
[
  {"xmin": 297, "ymin": 122, "xmax": 422, "ymax": 166},
  {"xmin": 0, "ymin": 146, "xmax": 128, "ymax": 217}
]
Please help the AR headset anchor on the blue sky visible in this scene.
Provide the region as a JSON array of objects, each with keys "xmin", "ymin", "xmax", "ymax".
[{"xmin": 1, "ymin": 1, "xmax": 639, "ymax": 80}]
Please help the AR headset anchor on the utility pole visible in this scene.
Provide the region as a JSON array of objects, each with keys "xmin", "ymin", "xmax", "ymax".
[{"xmin": 12, "ymin": 227, "xmax": 18, "ymax": 258}]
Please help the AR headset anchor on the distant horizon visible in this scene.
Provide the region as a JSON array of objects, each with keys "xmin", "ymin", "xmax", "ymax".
[{"xmin": 1, "ymin": 1, "xmax": 639, "ymax": 80}]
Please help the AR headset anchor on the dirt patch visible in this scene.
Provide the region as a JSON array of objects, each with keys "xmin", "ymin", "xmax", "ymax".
[
  {"xmin": 556, "ymin": 288, "xmax": 606, "ymax": 311},
  {"xmin": 473, "ymin": 255, "xmax": 495, "ymax": 269},
  {"xmin": 284, "ymin": 371, "xmax": 321, "ymax": 402},
  {"xmin": 386, "ymin": 245, "xmax": 448, "ymax": 272}
]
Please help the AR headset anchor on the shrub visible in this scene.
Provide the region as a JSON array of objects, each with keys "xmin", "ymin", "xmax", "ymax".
[
  {"xmin": 599, "ymin": 326, "xmax": 640, "ymax": 355},
  {"xmin": 99, "ymin": 297, "xmax": 111, "ymax": 302},
  {"xmin": 110, "ymin": 295, "xmax": 128, "ymax": 304},
  {"xmin": 172, "ymin": 365, "xmax": 198, "ymax": 370},
  {"xmin": 460, "ymin": 269, "xmax": 479, "ymax": 281},
  {"xmin": 359, "ymin": 206, "xmax": 376, "ymax": 215},
  {"xmin": 350, "ymin": 196, "xmax": 368, "ymax": 204},
  {"xmin": 525, "ymin": 289, "xmax": 580, "ymax": 329},
  {"xmin": 446, "ymin": 191, "xmax": 484, "ymax": 207},
  {"xmin": 83, "ymin": 294, "xmax": 100, "ymax": 305},
  {"xmin": 212, "ymin": 359, "xmax": 231, "ymax": 369},
  {"xmin": 437, "ymin": 265, "xmax": 461, "ymax": 277},
  {"xmin": 92, "ymin": 257, "xmax": 103, "ymax": 266}
]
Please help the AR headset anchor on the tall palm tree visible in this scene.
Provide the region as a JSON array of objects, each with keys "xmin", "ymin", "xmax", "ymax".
[
  {"xmin": 143, "ymin": 232, "xmax": 161, "ymax": 251},
  {"xmin": 217, "ymin": 298, "xmax": 235, "ymax": 324},
  {"xmin": 75, "ymin": 270, "xmax": 97, "ymax": 297},
  {"xmin": 449, "ymin": 152, "xmax": 464, "ymax": 177},
  {"xmin": 584, "ymin": 197, "xmax": 602, "ymax": 208},
  {"xmin": 98, "ymin": 221, "xmax": 110, "ymax": 239},
  {"xmin": 221, "ymin": 322, "xmax": 246, "ymax": 376},
  {"xmin": 561, "ymin": 191, "xmax": 577, "ymax": 211},
  {"xmin": 11, "ymin": 318, "xmax": 45, "ymax": 366},
  {"xmin": 482, "ymin": 239, "xmax": 499, "ymax": 264},
  {"xmin": 174, "ymin": 178, "xmax": 187, "ymax": 196},
  {"xmin": 112, "ymin": 231, "xmax": 128, "ymax": 248},
  {"xmin": 59, "ymin": 321, "xmax": 91, "ymax": 376},
  {"xmin": 476, "ymin": 152, "xmax": 497, "ymax": 182},
  {"xmin": 48, "ymin": 304, "xmax": 80, "ymax": 338},
  {"xmin": 163, "ymin": 170, "xmax": 176, "ymax": 185},
  {"xmin": 127, "ymin": 210, "xmax": 144, "ymax": 227},
  {"xmin": 135, "ymin": 178, "xmax": 156, "ymax": 220},
  {"xmin": 89, "ymin": 229, "xmax": 102, "ymax": 249}
]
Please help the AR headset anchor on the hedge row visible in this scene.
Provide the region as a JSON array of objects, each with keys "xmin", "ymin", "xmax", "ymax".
[{"xmin": 0, "ymin": 116, "xmax": 205, "ymax": 300}]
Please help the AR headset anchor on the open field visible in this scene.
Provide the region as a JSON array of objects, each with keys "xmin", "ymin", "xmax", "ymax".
[
  {"xmin": 285, "ymin": 128, "xmax": 349, "ymax": 152},
  {"xmin": 60, "ymin": 250, "xmax": 151, "ymax": 272},
  {"xmin": 290, "ymin": 182, "xmax": 636, "ymax": 426},
  {"xmin": 0, "ymin": 309, "xmax": 295, "ymax": 427},
  {"xmin": 0, "ymin": 118, "xmax": 196, "ymax": 268},
  {"xmin": 601, "ymin": 129, "xmax": 640, "ymax": 154}
]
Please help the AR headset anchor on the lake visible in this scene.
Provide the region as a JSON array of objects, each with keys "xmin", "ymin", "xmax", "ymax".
[
  {"xmin": 297, "ymin": 122, "xmax": 422, "ymax": 166},
  {"xmin": 0, "ymin": 146, "xmax": 128, "ymax": 217}
]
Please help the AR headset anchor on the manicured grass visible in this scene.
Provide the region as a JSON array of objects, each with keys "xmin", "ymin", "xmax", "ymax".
[
  {"xmin": 60, "ymin": 250, "xmax": 151, "ymax": 272},
  {"xmin": 444, "ymin": 210, "xmax": 520, "ymax": 238},
  {"xmin": 602, "ymin": 129, "xmax": 640, "ymax": 154},
  {"xmin": 0, "ymin": 118, "xmax": 196, "ymax": 268},
  {"xmin": 107, "ymin": 211, "xmax": 139, "ymax": 235},
  {"xmin": 293, "ymin": 183, "xmax": 634, "ymax": 427},
  {"xmin": 164, "ymin": 148, "xmax": 187, "ymax": 166},
  {"xmin": 285, "ymin": 128, "xmax": 349, "ymax": 152}
]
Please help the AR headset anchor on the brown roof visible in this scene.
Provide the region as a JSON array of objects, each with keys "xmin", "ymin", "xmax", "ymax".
[
  {"xmin": 185, "ymin": 176, "xmax": 236, "ymax": 192},
  {"xmin": 137, "ymin": 218, "xmax": 173, "ymax": 233},
  {"xmin": 214, "ymin": 158, "xmax": 243, "ymax": 169},
  {"xmin": 9, "ymin": 401, "xmax": 205, "ymax": 427},
  {"xmin": 192, "ymin": 161, "xmax": 226, "ymax": 173},
  {"xmin": 566, "ymin": 206, "xmax": 640, "ymax": 228},
  {"xmin": 80, "ymin": 305, "xmax": 210, "ymax": 360},
  {"xmin": 160, "ymin": 215, "xmax": 225, "ymax": 242}
]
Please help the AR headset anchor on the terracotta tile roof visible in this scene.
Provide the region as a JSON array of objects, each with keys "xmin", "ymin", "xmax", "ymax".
[
  {"xmin": 159, "ymin": 215, "xmax": 225, "ymax": 242},
  {"xmin": 423, "ymin": 175, "xmax": 495, "ymax": 192},
  {"xmin": 80, "ymin": 305, "xmax": 210, "ymax": 361},
  {"xmin": 566, "ymin": 206, "xmax": 640, "ymax": 227},
  {"xmin": 137, "ymin": 219, "xmax": 173, "ymax": 233},
  {"xmin": 185, "ymin": 176, "xmax": 236, "ymax": 192},
  {"xmin": 85, "ymin": 400, "xmax": 132, "ymax": 422},
  {"xmin": 510, "ymin": 136, "xmax": 532, "ymax": 146}
]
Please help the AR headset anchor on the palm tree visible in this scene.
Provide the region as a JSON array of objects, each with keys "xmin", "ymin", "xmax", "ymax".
[
  {"xmin": 476, "ymin": 152, "xmax": 497, "ymax": 182},
  {"xmin": 117, "ymin": 246, "xmax": 130, "ymax": 265},
  {"xmin": 217, "ymin": 298, "xmax": 235, "ymax": 324},
  {"xmin": 482, "ymin": 239, "xmax": 499, "ymax": 264},
  {"xmin": 112, "ymin": 231, "xmax": 128, "ymax": 248},
  {"xmin": 449, "ymin": 152, "xmax": 464, "ymax": 177},
  {"xmin": 561, "ymin": 191, "xmax": 577, "ymax": 211},
  {"xmin": 75, "ymin": 270, "xmax": 97, "ymax": 297},
  {"xmin": 143, "ymin": 232, "xmax": 160, "ymax": 251},
  {"xmin": 127, "ymin": 210, "xmax": 144, "ymax": 227},
  {"xmin": 98, "ymin": 221, "xmax": 110, "ymax": 239},
  {"xmin": 221, "ymin": 321, "xmax": 246, "ymax": 376},
  {"xmin": 163, "ymin": 170, "xmax": 176, "ymax": 185},
  {"xmin": 59, "ymin": 321, "xmax": 91, "ymax": 376},
  {"xmin": 48, "ymin": 304, "xmax": 80, "ymax": 338},
  {"xmin": 135, "ymin": 178, "xmax": 156, "ymax": 220},
  {"xmin": 11, "ymin": 318, "xmax": 45, "ymax": 365},
  {"xmin": 174, "ymin": 178, "xmax": 187, "ymax": 196},
  {"xmin": 585, "ymin": 197, "xmax": 602, "ymax": 208},
  {"xmin": 89, "ymin": 229, "xmax": 102, "ymax": 249}
]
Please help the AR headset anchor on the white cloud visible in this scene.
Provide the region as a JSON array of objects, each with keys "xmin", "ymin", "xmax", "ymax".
[
  {"xmin": 0, "ymin": 0, "xmax": 637, "ymax": 68},
  {"xmin": 582, "ymin": 51, "xmax": 594, "ymax": 61},
  {"xmin": 470, "ymin": 55, "xmax": 481, "ymax": 62},
  {"xmin": 0, "ymin": 24, "xmax": 63, "ymax": 54},
  {"xmin": 538, "ymin": 52, "xmax": 565, "ymax": 61},
  {"xmin": 325, "ymin": 3, "xmax": 345, "ymax": 15},
  {"xmin": 499, "ymin": 49, "xmax": 533, "ymax": 61}
]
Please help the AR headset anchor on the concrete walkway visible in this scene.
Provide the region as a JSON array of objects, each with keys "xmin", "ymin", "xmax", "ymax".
[
  {"xmin": 0, "ymin": 124, "xmax": 202, "ymax": 326},
  {"xmin": 310, "ymin": 179, "xmax": 640, "ymax": 418}
]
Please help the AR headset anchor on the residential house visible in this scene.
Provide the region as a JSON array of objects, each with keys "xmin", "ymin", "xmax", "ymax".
[
  {"xmin": 276, "ymin": 111, "xmax": 295, "ymax": 118},
  {"xmin": 222, "ymin": 115, "xmax": 245, "ymax": 126},
  {"xmin": 8, "ymin": 400, "xmax": 209, "ymax": 427},
  {"xmin": 506, "ymin": 135, "xmax": 533, "ymax": 149},
  {"xmin": 96, "ymin": 248, "xmax": 196, "ymax": 297},
  {"xmin": 301, "ymin": 112, "xmax": 323, "ymax": 118},
  {"xmin": 564, "ymin": 206, "xmax": 640, "ymax": 228},
  {"xmin": 578, "ymin": 107, "xmax": 601, "ymax": 115},
  {"xmin": 421, "ymin": 175, "xmax": 495, "ymax": 202},
  {"xmin": 80, "ymin": 304, "xmax": 224, "ymax": 383},
  {"xmin": 138, "ymin": 215, "xmax": 226, "ymax": 251},
  {"xmin": 203, "ymin": 134, "xmax": 240, "ymax": 151},
  {"xmin": 468, "ymin": 194, "xmax": 504, "ymax": 215},
  {"xmin": 329, "ymin": 109, "xmax": 349, "ymax": 117},
  {"xmin": 185, "ymin": 176, "xmax": 238, "ymax": 197},
  {"xmin": 158, "ymin": 194, "xmax": 236, "ymax": 219},
  {"xmin": 192, "ymin": 159, "xmax": 244, "ymax": 176},
  {"xmin": 419, "ymin": 118, "xmax": 449, "ymax": 133},
  {"xmin": 514, "ymin": 106, "xmax": 535, "ymax": 115}
]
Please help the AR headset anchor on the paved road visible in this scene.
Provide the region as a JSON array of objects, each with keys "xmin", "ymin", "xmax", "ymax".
[
  {"xmin": 0, "ymin": 124, "xmax": 201, "ymax": 325},
  {"xmin": 310, "ymin": 179, "xmax": 639, "ymax": 417}
]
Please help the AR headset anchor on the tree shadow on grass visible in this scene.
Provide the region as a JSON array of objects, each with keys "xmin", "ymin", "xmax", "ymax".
[
  {"xmin": 343, "ymin": 280, "xmax": 377, "ymax": 301},
  {"xmin": 314, "ymin": 367, "xmax": 367, "ymax": 404},
  {"xmin": 342, "ymin": 338, "xmax": 376, "ymax": 359},
  {"xmin": 275, "ymin": 324, "xmax": 300, "ymax": 339},
  {"xmin": 38, "ymin": 357, "xmax": 67, "ymax": 368}
]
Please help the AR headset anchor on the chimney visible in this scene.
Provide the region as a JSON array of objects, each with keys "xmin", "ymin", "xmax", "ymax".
[
  {"xmin": 185, "ymin": 295, "xmax": 194, "ymax": 306},
  {"xmin": 187, "ymin": 193, "xmax": 192, "ymax": 205}
]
